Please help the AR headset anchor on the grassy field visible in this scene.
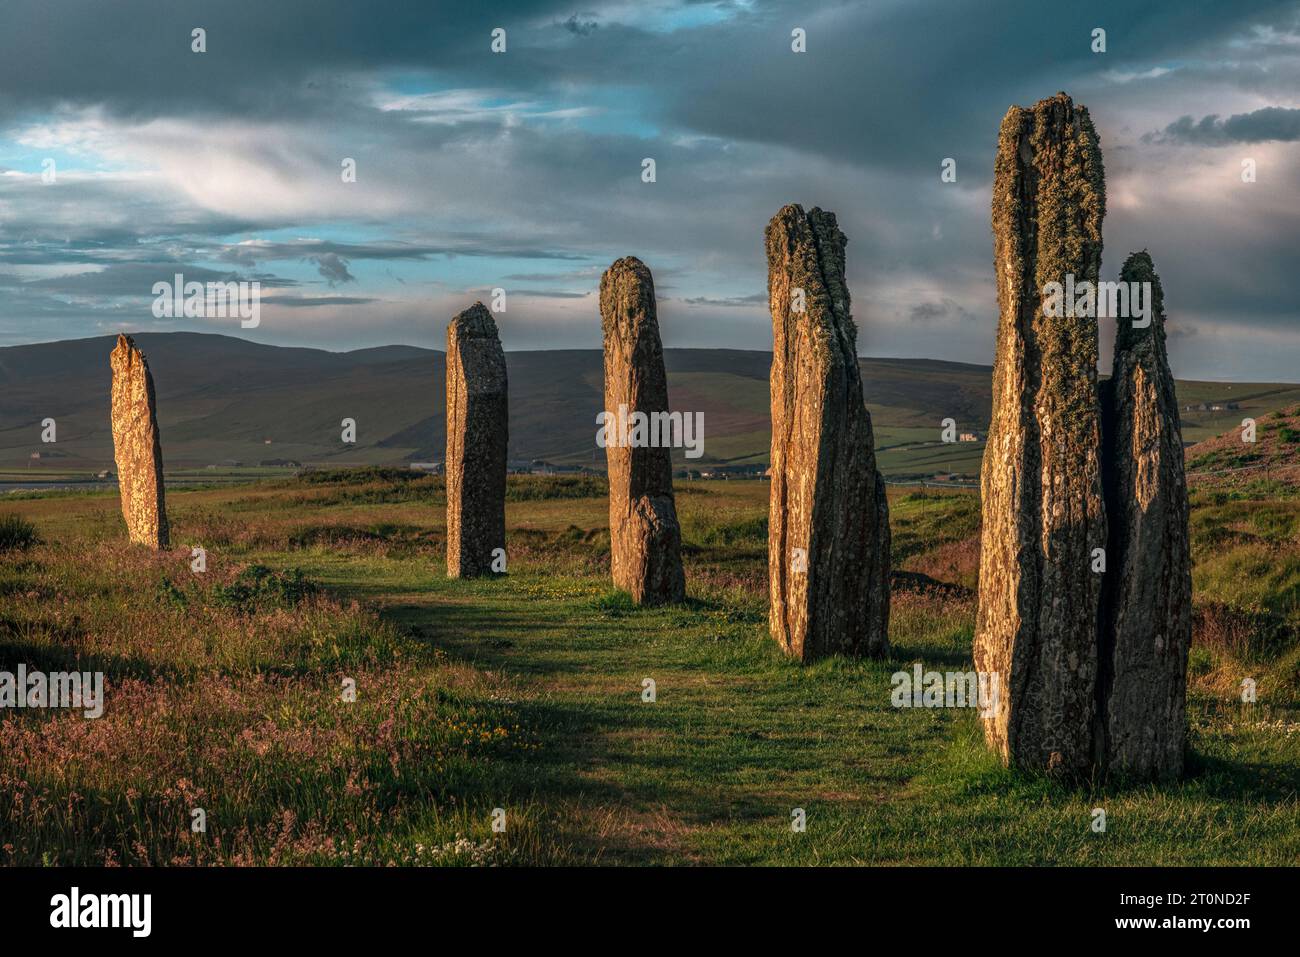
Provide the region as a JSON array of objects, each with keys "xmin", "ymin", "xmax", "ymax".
[{"xmin": 0, "ymin": 470, "xmax": 1296, "ymax": 865}]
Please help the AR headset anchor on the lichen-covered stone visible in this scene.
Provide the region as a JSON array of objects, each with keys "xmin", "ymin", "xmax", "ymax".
[
  {"xmin": 974, "ymin": 94, "xmax": 1107, "ymax": 773},
  {"xmin": 1099, "ymin": 251, "xmax": 1192, "ymax": 779},
  {"xmin": 110, "ymin": 334, "xmax": 169, "ymax": 549},
  {"xmin": 599, "ymin": 257, "xmax": 686, "ymax": 604},
  {"xmin": 445, "ymin": 302, "xmax": 507, "ymax": 578},
  {"xmin": 765, "ymin": 204, "xmax": 890, "ymax": 662}
]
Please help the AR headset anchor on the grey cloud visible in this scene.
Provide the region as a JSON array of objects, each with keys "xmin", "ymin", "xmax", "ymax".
[
  {"xmin": 0, "ymin": 0, "xmax": 583, "ymax": 124},
  {"xmin": 1146, "ymin": 106, "xmax": 1300, "ymax": 144},
  {"xmin": 310, "ymin": 253, "xmax": 356, "ymax": 285},
  {"xmin": 8, "ymin": 263, "xmax": 299, "ymax": 297},
  {"xmin": 910, "ymin": 299, "xmax": 977, "ymax": 323},
  {"xmin": 657, "ymin": 0, "xmax": 1296, "ymax": 173},
  {"xmin": 217, "ymin": 239, "xmax": 587, "ymax": 267},
  {"xmin": 0, "ymin": 1, "xmax": 1293, "ymax": 168},
  {"xmin": 561, "ymin": 13, "xmax": 599, "ymax": 36},
  {"xmin": 682, "ymin": 294, "xmax": 767, "ymax": 307}
]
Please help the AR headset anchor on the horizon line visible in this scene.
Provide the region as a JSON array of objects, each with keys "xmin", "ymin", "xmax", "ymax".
[{"xmin": 2, "ymin": 330, "xmax": 1297, "ymax": 387}]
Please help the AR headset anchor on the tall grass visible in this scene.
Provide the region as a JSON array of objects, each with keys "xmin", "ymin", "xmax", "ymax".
[{"xmin": 0, "ymin": 513, "xmax": 39, "ymax": 552}]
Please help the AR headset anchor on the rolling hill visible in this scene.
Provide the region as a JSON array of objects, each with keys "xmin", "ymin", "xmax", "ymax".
[
  {"xmin": 1185, "ymin": 402, "xmax": 1300, "ymax": 479},
  {"xmin": 2, "ymin": 332, "xmax": 1298, "ymax": 479}
]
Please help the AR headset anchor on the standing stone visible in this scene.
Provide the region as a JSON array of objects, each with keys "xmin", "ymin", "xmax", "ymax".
[
  {"xmin": 599, "ymin": 257, "xmax": 686, "ymax": 604},
  {"xmin": 974, "ymin": 93, "xmax": 1107, "ymax": 773},
  {"xmin": 765, "ymin": 204, "xmax": 890, "ymax": 662},
  {"xmin": 445, "ymin": 302, "xmax": 507, "ymax": 578},
  {"xmin": 1099, "ymin": 251, "xmax": 1192, "ymax": 779},
  {"xmin": 109, "ymin": 334, "xmax": 169, "ymax": 549}
]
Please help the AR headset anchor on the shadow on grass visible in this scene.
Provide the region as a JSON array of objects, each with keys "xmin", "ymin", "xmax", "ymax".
[
  {"xmin": 0, "ymin": 636, "xmax": 183, "ymax": 682},
  {"xmin": 1181, "ymin": 749, "xmax": 1300, "ymax": 804},
  {"xmin": 929, "ymin": 713, "xmax": 1300, "ymax": 810}
]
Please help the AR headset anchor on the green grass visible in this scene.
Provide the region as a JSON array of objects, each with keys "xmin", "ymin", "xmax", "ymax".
[{"xmin": 0, "ymin": 477, "xmax": 1296, "ymax": 865}]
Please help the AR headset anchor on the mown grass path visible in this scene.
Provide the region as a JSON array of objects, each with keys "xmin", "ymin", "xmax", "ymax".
[{"xmin": 285, "ymin": 550, "xmax": 1300, "ymax": 865}]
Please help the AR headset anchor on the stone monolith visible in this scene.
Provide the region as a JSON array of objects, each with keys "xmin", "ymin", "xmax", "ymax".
[
  {"xmin": 765, "ymin": 204, "xmax": 890, "ymax": 662},
  {"xmin": 974, "ymin": 93, "xmax": 1108, "ymax": 773},
  {"xmin": 445, "ymin": 302, "xmax": 508, "ymax": 578},
  {"xmin": 599, "ymin": 257, "xmax": 686, "ymax": 604},
  {"xmin": 110, "ymin": 334, "xmax": 169, "ymax": 549},
  {"xmin": 1098, "ymin": 251, "xmax": 1192, "ymax": 779}
]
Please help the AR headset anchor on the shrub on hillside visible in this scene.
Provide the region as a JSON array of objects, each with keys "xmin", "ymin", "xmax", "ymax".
[
  {"xmin": 0, "ymin": 514, "xmax": 39, "ymax": 553},
  {"xmin": 212, "ymin": 564, "xmax": 319, "ymax": 610}
]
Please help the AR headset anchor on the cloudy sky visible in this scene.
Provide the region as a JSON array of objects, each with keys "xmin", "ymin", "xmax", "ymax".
[{"xmin": 1, "ymin": 0, "xmax": 1297, "ymax": 380}]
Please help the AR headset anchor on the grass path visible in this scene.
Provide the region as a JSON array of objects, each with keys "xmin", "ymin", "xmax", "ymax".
[{"xmin": 282, "ymin": 549, "xmax": 1300, "ymax": 865}]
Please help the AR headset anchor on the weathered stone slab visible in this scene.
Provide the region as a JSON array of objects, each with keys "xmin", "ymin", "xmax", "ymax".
[
  {"xmin": 599, "ymin": 257, "xmax": 686, "ymax": 604},
  {"xmin": 445, "ymin": 302, "xmax": 508, "ymax": 578},
  {"xmin": 110, "ymin": 334, "xmax": 169, "ymax": 549},
  {"xmin": 765, "ymin": 204, "xmax": 890, "ymax": 662},
  {"xmin": 974, "ymin": 93, "xmax": 1107, "ymax": 773},
  {"xmin": 1099, "ymin": 251, "xmax": 1192, "ymax": 779}
]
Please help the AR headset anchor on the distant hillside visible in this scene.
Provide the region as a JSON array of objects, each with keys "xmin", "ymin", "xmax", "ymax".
[
  {"xmin": 2, "ymin": 332, "xmax": 1298, "ymax": 479},
  {"xmin": 1186, "ymin": 402, "xmax": 1300, "ymax": 479}
]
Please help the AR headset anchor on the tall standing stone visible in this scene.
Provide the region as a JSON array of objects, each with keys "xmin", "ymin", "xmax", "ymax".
[
  {"xmin": 765, "ymin": 204, "xmax": 890, "ymax": 662},
  {"xmin": 599, "ymin": 257, "xmax": 686, "ymax": 604},
  {"xmin": 109, "ymin": 334, "xmax": 169, "ymax": 549},
  {"xmin": 445, "ymin": 302, "xmax": 507, "ymax": 578},
  {"xmin": 1099, "ymin": 251, "xmax": 1192, "ymax": 779},
  {"xmin": 974, "ymin": 94, "xmax": 1107, "ymax": 773}
]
